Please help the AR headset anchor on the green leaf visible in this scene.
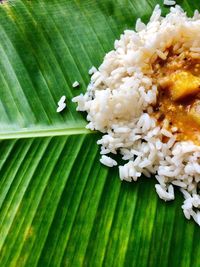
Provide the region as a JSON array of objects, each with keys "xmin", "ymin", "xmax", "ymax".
[{"xmin": 0, "ymin": 1, "xmax": 199, "ymax": 267}]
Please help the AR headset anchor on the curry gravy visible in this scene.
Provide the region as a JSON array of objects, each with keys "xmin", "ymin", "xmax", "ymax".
[{"xmin": 152, "ymin": 49, "xmax": 200, "ymax": 145}]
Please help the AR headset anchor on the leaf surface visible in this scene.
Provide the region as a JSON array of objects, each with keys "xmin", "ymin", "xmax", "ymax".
[{"xmin": 0, "ymin": 1, "xmax": 199, "ymax": 267}]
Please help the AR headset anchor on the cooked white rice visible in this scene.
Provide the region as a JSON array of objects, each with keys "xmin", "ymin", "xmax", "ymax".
[
  {"xmin": 57, "ymin": 95, "xmax": 66, "ymax": 112},
  {"xmin": 88, "ymin": 66, "xmax": 97, "ymax": 75},
  {"xmin": 58, "ymin": 95, "xmax": 66, "ymax": 105},
  {"xmin": 72, "ymin": 5, "xmax": 200, "ymax": 225},
  {"xmin": 72, "ymin": 81, "xmax": 80, "ymax": 88},
  {"xmin": 56, "ymin": 103, "xmax": 66, "ymax": 113},
  {"xmin": 100, "ymin": 155, "xmax": 117, "ymax": 167},
  {"xmin": 163, "ymin": 0, "xmax": 176, "ymax": 6}
]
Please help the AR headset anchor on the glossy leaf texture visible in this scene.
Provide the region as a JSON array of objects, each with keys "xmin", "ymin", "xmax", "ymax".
[{"xmin": 0, "ymin": 0, "xmax": 199, "ymax": 267}]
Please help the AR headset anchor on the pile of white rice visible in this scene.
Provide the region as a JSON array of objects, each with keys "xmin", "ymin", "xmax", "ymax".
[{"xmin": 72, "ymin": 5, "xmax": 200, "ymax": 225}]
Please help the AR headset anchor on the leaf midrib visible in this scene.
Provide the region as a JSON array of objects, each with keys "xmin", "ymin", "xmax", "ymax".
[{"xmin": 0, "ymin": 126, "xmax": 93, "ymax": 140}]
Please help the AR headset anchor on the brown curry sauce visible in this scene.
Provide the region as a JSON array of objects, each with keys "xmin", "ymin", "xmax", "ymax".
[{"xmin": 152, "ymin": 49, "xmax": 200, "ymax": 145}]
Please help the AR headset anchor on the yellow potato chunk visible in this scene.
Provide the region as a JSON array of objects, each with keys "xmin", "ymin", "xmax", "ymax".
[
  {"xmin": 169, "ymin": 71, "xmax": 200, "ymax": 101},
  {"xmin": 188, "ymin": 100, "xmax": 200, "ymax": 126}
]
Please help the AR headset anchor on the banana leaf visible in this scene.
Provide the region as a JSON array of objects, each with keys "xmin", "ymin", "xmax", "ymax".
[{"xmin": 0, "ymin": 0, "xmax": 199, "ymax": 266}]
